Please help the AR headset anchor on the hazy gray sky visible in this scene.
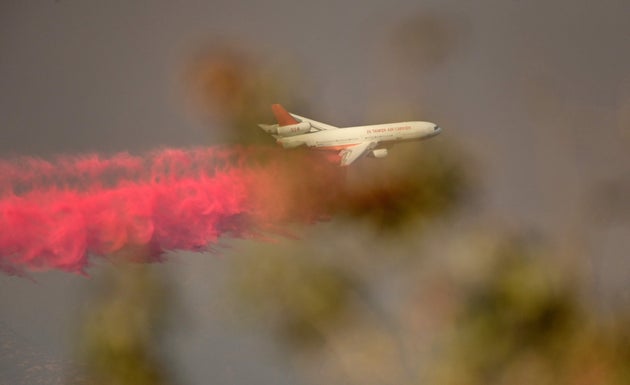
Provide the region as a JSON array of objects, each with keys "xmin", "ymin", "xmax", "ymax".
[{"xmin": 1, "ymin": 1, "xmax": 628, "ymax": 384}]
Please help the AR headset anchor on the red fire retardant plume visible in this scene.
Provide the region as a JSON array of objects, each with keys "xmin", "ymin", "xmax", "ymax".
[{"xmin": 0, "ymin": 147, "xmax": 343, "ymax": 275}]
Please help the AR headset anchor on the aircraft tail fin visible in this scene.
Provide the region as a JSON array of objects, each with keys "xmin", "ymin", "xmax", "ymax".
[{"xmin": 271, "ymin": 104, "xmax": 299, "ymax": 126}]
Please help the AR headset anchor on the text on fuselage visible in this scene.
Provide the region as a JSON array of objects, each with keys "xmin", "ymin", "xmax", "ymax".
[{"xmin": 367, "ymin": 126, "xmax": 411, "ymax": 134}]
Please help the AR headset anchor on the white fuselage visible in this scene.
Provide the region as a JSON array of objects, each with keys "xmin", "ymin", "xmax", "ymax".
[{"xmin": 276, "ymin": 121, "xmax": 441, "ymax": 150}]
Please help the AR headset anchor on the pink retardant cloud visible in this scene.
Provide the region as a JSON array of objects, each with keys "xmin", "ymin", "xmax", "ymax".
[{"xmin": 0, "ymin": 147, "xmax": 343, "ymax": 275}]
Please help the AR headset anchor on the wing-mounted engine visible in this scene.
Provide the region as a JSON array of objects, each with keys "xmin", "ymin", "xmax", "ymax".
[
  {"xmin": 369, "ymin": 148, "xmax": 388, "ymax": 158},
  {"xmin": 259, "ymin": 122, "xmax": 311, "ymax": 137}
]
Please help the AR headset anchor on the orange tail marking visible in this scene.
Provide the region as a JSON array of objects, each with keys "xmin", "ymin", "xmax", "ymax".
[{"xmin": 272, "ymin": 104, "xmax": 298, "ymax": 126}]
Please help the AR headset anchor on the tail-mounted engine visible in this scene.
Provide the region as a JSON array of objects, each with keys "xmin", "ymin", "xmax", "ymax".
[{"xmin": 260, "ymin": 122, "xmax": 311, "ymax": 137}]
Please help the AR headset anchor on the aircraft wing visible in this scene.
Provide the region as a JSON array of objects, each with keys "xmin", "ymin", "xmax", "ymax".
[
  {"xmin": 289, "ymin": 113, "xmax": 338, "ymax": 131},
  {"xmin": 339, "ymin": 141, "xmax": 378, "ymax": 166}
]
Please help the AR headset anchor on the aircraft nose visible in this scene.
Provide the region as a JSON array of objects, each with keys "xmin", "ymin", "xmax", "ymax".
[{"xmin": 433, "ymin": 124, "xmax": 442, "ymax": 133}]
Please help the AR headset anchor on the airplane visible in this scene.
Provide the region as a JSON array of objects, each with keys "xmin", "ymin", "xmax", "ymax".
[{"xmin": 259, "ymin": 104, "xmax": 442, "ymax": 166}]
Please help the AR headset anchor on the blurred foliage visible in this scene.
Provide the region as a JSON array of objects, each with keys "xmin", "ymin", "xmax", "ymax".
[
  {"xmin": 339, "ymin": 142, "xmax": 473, "ymax": 232},
  {"xmin": 432, "ymin": 237, "xmax": 630, "ymax": 385},
  {"xmin": 192, "ymin": 44, "xmax": 472, "ymax": 372},
  {"xmin": 75, "ymin": 264, "xmax": 175, "ymax": 385},
  {"xmin": 446, "ymin": 238, "xmax": 580, "ymax": 383},
  {"xmin": 186, "ymin": 42, "xmax": 629, "ymax": 385},
  {"xmin": 232, "ymin": 250, "xmax": 361, "ymax": 350},
  {"xmin": 184, "ymin": 45, "xmax": 303, "ymax": 144}
]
